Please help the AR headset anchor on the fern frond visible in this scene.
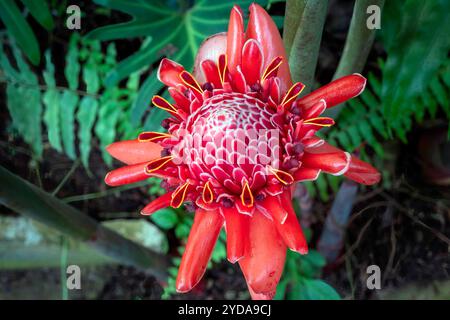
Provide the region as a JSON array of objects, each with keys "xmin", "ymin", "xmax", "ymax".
[
  {"xmin": 1, "ymin": 41, "xmax": 43, "ymax": 158},
  {"xmin": 1, "ymin": 34, "xmax": 143, "ymax": 168},
  {"xmin": 312, "ymin": 58, "xmax": 450, "ymax": 200}
]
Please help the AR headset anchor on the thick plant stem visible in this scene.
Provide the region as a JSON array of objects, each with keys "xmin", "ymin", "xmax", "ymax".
[
  {"xmin": 0, "ymin": 165, "xmax": 169, "ymax": 279},
  {"xmin": 333, "ymin": 0, "xmax": 385, "ymax": 79},
  {"xmin": 317, "ymin": 180, "xmax": 358, "ymax": 263},
  {"xmin": 324, "ymin": 0, "xmax": 385, "ymax": 119},
  {"xmin": 283, "ymin": 0, "xmax": 307, "ymax": 57},
  {"xmin": 288, "ymin": 0, "xmax": 329, "ymax": 94}
]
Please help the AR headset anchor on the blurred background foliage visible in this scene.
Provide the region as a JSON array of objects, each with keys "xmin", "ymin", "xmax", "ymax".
[{"xmin": 0, "ymin": 0, "xmax": 449, "ymax": 300}]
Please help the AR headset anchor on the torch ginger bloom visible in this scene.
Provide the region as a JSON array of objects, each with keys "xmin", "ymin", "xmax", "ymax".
[{"xmin": 105, "ymin": 4, "xmax": 380, "ymax": 299}]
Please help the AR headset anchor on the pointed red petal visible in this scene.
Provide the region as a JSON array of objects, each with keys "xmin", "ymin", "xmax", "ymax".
[
  {"xmin": 227, "ymin": 5, "xmax": 244, "ymax": 75},
  {"xmin": 344, "ymin": 156, "xmax": 381, "ymax": 185},
  {"xmin": 260, "ymin": 195, "xmax": 308, "ymax": 254},
  {"xmin": 140, "ymin": 192, "xmax": 173, "ymax": 216},
  {"xmin": 297, "ymin": 74, "xmax": 366, "ymax": 110},
  {"xmin": 275, "ymin": 193, "xmax": 308, "ymax": 254},
  {"xmin": 293, "ymin": 167, "xmax": 321, "ymax": 181},
  {"xmin": 232, "ymin": 66, "xmax": 247, "ymax": 93},
  {"xmin": 157, "ymin": 58, "xmax": 185, "ymax": 88},
  {"xmin": 176, "ymin": 209, "xmax": 223, "ymax": 293},
  {"xmin": 247, "ymin": 3, "xmax": 292, "ymax": 92},
  {"xmin": 269, "ymin": 77, "xmax": 282, "ymax": 105},
  {"xmin": 241, "ymin": 39, "xmax": 264, "ymax": 85},
  {"xmin": 239, "ymin": 210, "xmax": 286, "ymax": 294},
  {"xmin": 303, "ymin": 99, "xmax": 327, "ymax": 118},
  {"xmin": 222, "ymin": 207, "xmax": 250, "ymax": 263},
  {"xmin": 303, "ymin": 117, "xmax": 335, "ymax": 127},
  {"xmin": 305, "ymin": 140, "xmax": 341, "ymax": 154},
  {"xmin": 105, "ymin": 163, "xmax": 148, "ymax": 187},
  {"xmin": 295, "ymin": 118, "xmax": 335, "ymax": 139},
  {"xmin": 106, "ymin": 140, "xmax": 162, "ymax": 165},
  {"xmin": 302, "ymin": 150, "xmax": 351, "ymax": 176},
  {"xmin": 168, "ymin": 87, "xmax": 191, "ymax": 112},
  {"xmin": 201, "ymin": 60, "xmax": 222, "ymax": 89}
]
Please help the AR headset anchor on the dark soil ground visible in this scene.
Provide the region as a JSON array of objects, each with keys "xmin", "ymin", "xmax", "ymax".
[{"xmin": 0, "ymin": 0, "xmax": 449, "ymax": 300}]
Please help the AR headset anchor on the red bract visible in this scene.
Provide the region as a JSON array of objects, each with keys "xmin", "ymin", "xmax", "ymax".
[{"xmin": 105, "ymin": 4, "xmax": 380, "ymax": 299}]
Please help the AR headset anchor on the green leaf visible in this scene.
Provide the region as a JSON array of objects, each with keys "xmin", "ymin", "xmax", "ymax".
[
  {"xmin": 75, "ymin": 43, "xmax": 102, "ymax": 168},
  {"xmin": 83, "ymin": 63, "xmax": 100, "ymax": 95},
  {"xmin": 336, "ymin": 131, "xmax": 352, "ymax": 151},
  {"xmin": 347, "ymin": 98, "xmax": 366, "ymax": 118},
  {"xmin": 76, "ymin": 96, "xmax": 98, "ymax": 168},
  {"xmin": 144, "ymin": 107, "xmax": 167, "ymax": 132},
  {"xmin": 60, "ymin": 91, "xmax": 79, "ymax": 160},
  {"xmin": 299, "ymin": 250, "xmax": 326, "ymax": 278},
  {"xmin": 175, "ymin": 223, "xmax": 191, "ymax": 239},
  {"xmin": 303, "ymin": 250, "xmax": 326, "ymax": 269},
  {"xmin": 104, "ymin": 38, "xmax": 155, "ymax": 87},
  {"xmin": 430, "ymin": 76, "xmax": 449, "ymax": 107},
  {"xmin": 20, "ymin": 0, "xmax": 54, "ymax": 30},
  {"xmin": 359, "ymin": 88, "xmax": 379, "ymax": 110},
  {"xmin": 95, "ymin": 99, "xmax": 120, "ymax": 166},
  {"xmin": 368, "ymin": 111, "xmax": 387, "ymax": 139},
  {"xmin": 131, "ymin": 73, "xmax": 164, "ymax": 126},
  {"xmin": 151, "ymin": 208, "xmax": 179, "ymax": 230},
  {"xmin": 422, "ymin": 89, "xmax": 438, "ymax": 119},
  {"xmin": 381, "ymin": 0, "xmax": 450, "ymax": 121},
  {"xmin": 368, "ymin": 72, "xmax": 382, "ymax": 97},
  {"xmin": 1, "ymin": 44, "xmax": 43, "ymax": 157},
  {"xmin": 298, "ymin": 279, "xmax": 340, "ymax": 300},
  {"xmin": 358, "ymin": 120, "xmax": 384, "ymax": 157},
  {"xmin": 273, "ymin": 279, "xmax": 288, "ymax": 300},
  {"xmin": 326, "ymin": 171, "xmax": 341, "ymax": 193},
  {"xmin": 316, "ymin": 174, "xmax": 329, "ymax": 202},
  {"xmin": 347, "ymin": 125, "xmax": 362, "ymax": 148},
  {"xmin": 0, "ymin": 0, "xmax": 40, "ymax": 65},
  {"xmin": 412, "ymin": 100, "xmax": 425, "ymax": 123},
  {"xmin": 65, "ymin": 34, "xmax": 81, "ymax": 90},
  {"xmin": 43, "ymin": 50, "xmax": 62, "ymax": 153}
]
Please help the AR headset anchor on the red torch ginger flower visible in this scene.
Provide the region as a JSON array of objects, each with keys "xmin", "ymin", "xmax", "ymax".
[{"xmin": 105, "ymin": 4, "xmax": 380, "ymax": 299}]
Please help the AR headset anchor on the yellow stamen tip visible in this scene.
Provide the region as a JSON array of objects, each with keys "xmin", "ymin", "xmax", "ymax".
[
  {"xmin": 138, "ymin": 132, "xmax": 172, "ymax": 142},
  {"xmin": 240, "ymin": 180, "xmax": 254, "ymax": 208},
  {"xmin": 171, "ymin": 181, "xmax": 190, "ymax": 208},
  {"xmin": 145, "ymin": 156, "xmax": 173, "ymax": 174},
  {"xmin": 269, "ymin": 166, "xmax": 294, "ymax": 185},
  {"xmin": 202, "ymin": 181, "xmax": 214, "ymax": 204}
]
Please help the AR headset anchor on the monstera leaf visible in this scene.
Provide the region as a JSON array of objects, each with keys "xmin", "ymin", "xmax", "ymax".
[{"xmin": 87, "ymin": 0, "xmax": 278, "ymax": 128}]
